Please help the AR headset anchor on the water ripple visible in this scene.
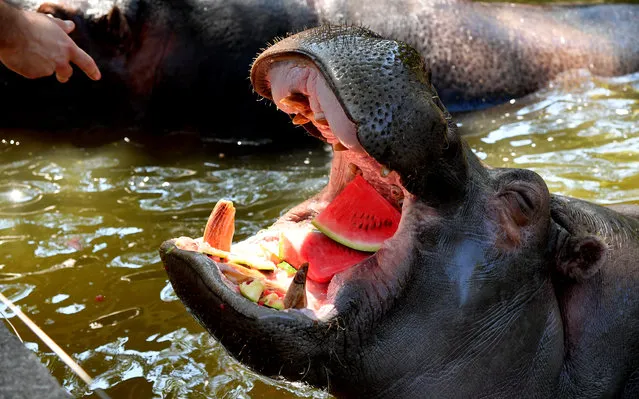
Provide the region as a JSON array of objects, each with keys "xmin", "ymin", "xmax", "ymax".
[
  {"xmin": 73, "ymin": 329, "xmax": 331, "ymax": 398},
  {"xmin": 109, "ymin": 252, "xmax": 160, "ymax": 269},
  {"xmin": 0, "ymin": 182, "xmax": 43, "ymax": 211},
  {"xmin": 463, "ymin": 71, "xmax": 639, "ymax": 203},
  {"xmin": 0, "ymin": 283, "xmax": 36, "ymax": 318}
]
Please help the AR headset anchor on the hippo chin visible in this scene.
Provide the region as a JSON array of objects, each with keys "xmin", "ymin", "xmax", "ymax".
[{"xmin": 160, "ymin": 26, "xmax": 639, "ymax": 398}]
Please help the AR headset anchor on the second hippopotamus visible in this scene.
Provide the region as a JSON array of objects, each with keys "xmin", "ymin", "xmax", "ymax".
[
  {"xmin": 160, "ymin": 26, "xmax": 639, "ymax": 398},
  {"xmin": 3, "ymin": 0, "xmax": 638, "ymax": 141}
]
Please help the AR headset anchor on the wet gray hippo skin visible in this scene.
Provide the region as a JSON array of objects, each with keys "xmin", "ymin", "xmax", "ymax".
[
  {"xmin": 160, "ymin": 26, "xmax": 639, "ymax": 398},
  {"xmin": 316, "ymin": 0, "xmax": 639, "ymax": 111},
  {"xmin": 2, "ymin": 0, "xmax": 637, "ymax": 138}
]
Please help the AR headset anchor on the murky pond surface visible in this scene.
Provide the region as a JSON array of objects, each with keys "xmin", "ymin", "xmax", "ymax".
[{"xmin": 1, "ymin": 6, "xmax": 639, "ymax": 399}]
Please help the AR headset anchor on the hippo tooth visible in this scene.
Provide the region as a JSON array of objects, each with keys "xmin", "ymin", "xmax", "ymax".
[
  {"xmin": 349, "ymin": 163, "xmax": 362, "ymax": 176},
  {"xmin": 292, "ymin": 114, "xmax": 310, "ymax": 125},
  {"xmin": 333, "ymin": 142, "xmax": 348, "ymax": 151},
  {"xmin": 314, "ymin": 111, "xmax": 328, "ymax": 124},
  {"xmin": 279, "ymin": 93, "xmax": 311, "ymax": 113},
  {"xmin": 390, "ymin": 185, "xmax": 404, "ymax": 200},
  {"xmin": 380, "ymin": 165, "xmax": 391, "ymax": 177},
  {"xmin": 283, "ymin": 263, "xmax": 308, "ymax": 309},
  {"xmin": 216, "ymin": 263, "xmax": 260, "ymax": 285},
  {"xmin": 315, "ymin": 117, "xmax": 329, "ymax": 127},
  {"xmin": 202, "ymin": 200, "xmax": 235, "ymax": 252}
]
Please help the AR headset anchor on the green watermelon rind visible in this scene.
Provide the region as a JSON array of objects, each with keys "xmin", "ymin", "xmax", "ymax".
[{"xmin": 311, "ymin": 218, "xmax": 381, "ymax": 252}]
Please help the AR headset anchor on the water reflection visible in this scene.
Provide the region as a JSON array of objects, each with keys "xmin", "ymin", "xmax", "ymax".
[
  {"xmin": 461, "ymin": 71, "xmax": 639, "ymax": 203},
  {"xmin": 0, "ymin": 183, "xmax": 44, "ymax": 210},
  {"xmin": 0, "ymin": 69, "xmax": 636, "ymax": 398},
  {"xmin": 89, "ymin": 308, "xmax": 142, "ymax": 330},
  {"xmin": 0, "ymin": 284, "xmax": 36, "ymax": 318},
  {"xmin": 68, "ymin": 329, "xmax": 331, "ymax": 398}
]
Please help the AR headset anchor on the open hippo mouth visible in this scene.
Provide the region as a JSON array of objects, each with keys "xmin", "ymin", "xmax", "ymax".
[
  {"xmin": 161, "ymin": 37, "xmax": 419, "ymax": 314},
  {"xmin": 159, "ymin": 25, "xmax": 466, "ymax": 387}
]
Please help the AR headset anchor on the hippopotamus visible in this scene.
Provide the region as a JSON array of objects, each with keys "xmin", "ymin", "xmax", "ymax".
[
  {"xmin": 3, "ymin": 0, "xmax": 638, "ymax": 140},
  {"xmin": 159, "ymin": 26, "xmax": 639, "ymax": 398}
]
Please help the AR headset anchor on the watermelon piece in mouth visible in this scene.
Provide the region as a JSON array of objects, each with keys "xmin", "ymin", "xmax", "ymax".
[
  {"xmin": 277, "ymin": 175, "xmax": 400, "ymax": 283},
  {"xmin": 312, "ymin": 175, "xmax": 401, "ymax": 252},
  {"xmin": 279, "ymin": 230, "xmax": 371, "ymax": 283}
]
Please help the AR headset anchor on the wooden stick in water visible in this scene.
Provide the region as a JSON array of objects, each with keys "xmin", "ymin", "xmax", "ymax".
[
  {"xmin": 0, "ymin": 307, "xmax": 24, "ymax": 343},
  {"xmin": 0, "ymin": 291, "xmax": 111, "ymax": 399}
]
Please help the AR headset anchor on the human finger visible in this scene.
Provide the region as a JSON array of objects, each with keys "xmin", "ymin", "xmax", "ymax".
[
  {"xmin": 51, "ymin": 17, "xmax": 75, "ymax": 34},
  {"xmin": 69, "ymin": 46, "xmax": 101, "ymax": 81},
  {"xmin": 55, "ymin": 63, "xmax": 73, "ymax": 83}
]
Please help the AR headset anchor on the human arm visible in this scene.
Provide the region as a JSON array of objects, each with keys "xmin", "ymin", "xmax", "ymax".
[{"xmin": 0, "ymin": 0, "xmax": 100, "ymax": 82}]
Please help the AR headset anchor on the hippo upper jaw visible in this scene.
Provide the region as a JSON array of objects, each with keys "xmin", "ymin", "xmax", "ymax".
[{"xmin": 252, "ymin": 25, "xmax": 472, "ymax": 207}]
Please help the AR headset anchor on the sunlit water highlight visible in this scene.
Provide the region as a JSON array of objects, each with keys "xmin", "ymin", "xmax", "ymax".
[{"xmin": 0, "ymin": 67, "xmax": 637, "ymax": 398}]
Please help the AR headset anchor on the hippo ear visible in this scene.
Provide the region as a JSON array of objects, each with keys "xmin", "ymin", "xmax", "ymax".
[
  {"xmin": 92, "ymin": 6, "xmax": 133, "ymax": 52},
  {"xmin": 556, "ymin": 235, "xmax": 606, "ymax": 280},
  {"xmin": 104, "ymin": 6, "xmax": 132, "ymax": 43}
]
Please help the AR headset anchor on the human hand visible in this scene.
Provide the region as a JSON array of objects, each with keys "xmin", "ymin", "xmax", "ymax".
[{"xmin": 0, "ymin": 8, "xmax": 101, "ymax": 82}]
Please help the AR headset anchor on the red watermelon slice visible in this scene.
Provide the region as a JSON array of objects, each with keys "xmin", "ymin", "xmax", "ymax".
[
  {"xmin": 312, "ymin": 175, "xmax": 401, "ymax": 252},
  {"xmin": 279, "ymin": 230, "xmax": 370, "ymax": 283}
]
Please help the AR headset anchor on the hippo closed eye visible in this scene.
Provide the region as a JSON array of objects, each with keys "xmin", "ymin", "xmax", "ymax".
[{"xmin": 160, "ymin": 26, "xmax": 639, "ymax": 398}]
